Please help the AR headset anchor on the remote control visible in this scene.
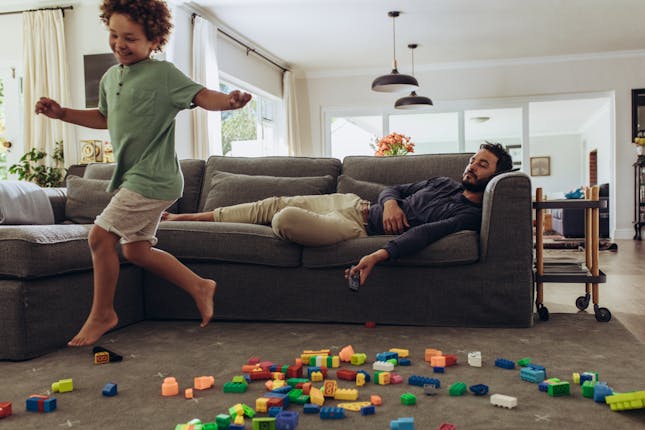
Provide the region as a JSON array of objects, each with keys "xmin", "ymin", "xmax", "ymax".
[{"xmin": 348, "ymin": 265, "xmax": 360, "ymax": 292}]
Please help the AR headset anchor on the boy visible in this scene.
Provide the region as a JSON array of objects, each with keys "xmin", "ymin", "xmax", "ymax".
[{"xmin": 35, "ymin": 0, "xmax": 251, "ymax": 346}]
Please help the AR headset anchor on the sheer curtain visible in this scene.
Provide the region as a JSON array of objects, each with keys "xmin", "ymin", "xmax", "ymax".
[
  {"xmin": 282, "ymin": 70, "xmax": 300, "ymax": 156},
  {"xmin": 192, "ymin": 15, "xmax": 222, "ymax": 158},
  {"xmin": 22, "ymin": 10, "xmax": 76, "ymax": 167}
]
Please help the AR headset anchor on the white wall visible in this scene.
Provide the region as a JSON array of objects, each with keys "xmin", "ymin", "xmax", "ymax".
[
  {"xmin": 581, "ymin": 103, "xmax": 612, "ymax": 186},
  {"xmin": 299, "ymin": 55, "xmax": 645, "ymax": 239},
  {"xmin": 529, "ymin": 135, "xmax": 583, "ymax": 197}
]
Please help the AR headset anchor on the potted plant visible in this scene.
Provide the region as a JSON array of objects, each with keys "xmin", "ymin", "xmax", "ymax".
[{"xmin": 9, "ymin": 140, "xmax": 67, "ymax": 187}]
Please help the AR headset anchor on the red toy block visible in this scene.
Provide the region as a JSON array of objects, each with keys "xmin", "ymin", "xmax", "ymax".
[
  {"xmin": 249, "ymin": 370, "xmax": 273, "ymax": 381},
  {"xmin": 247, "ymin": 357, "xmax": 261, "ymax": 365},
  {"xmin": 444, "ymin": 354, "xmax": 458, "ymax": 366},
  {"xmin": 267, "ymin": 397, "xmax": 284, "ymax": 408},
  {"xmin": 286, "ymin": 365, "xmax": 303, "ymax": 378},
  {"xmin": 336, "ymin": 369, "xmax": 358, "ymax": 381},
  {"xmin": 0, "ymin": 402, "xmax": 12, "ymax": 418}
]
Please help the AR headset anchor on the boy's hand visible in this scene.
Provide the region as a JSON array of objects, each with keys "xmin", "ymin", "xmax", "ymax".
[
  {"xmin": 35, "ymin": 97, "xmax": 65, "ymax": 120},
  {"xmin": 228, "ymin": 90, "xmax": 252, "ymax": 110}
]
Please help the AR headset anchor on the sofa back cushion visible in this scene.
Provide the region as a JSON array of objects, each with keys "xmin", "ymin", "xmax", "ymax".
[
  {"xmin": 65, "ymin": 176, "xmax": 115, "ymax": 224},
  {"xmin": 199, "ymin": 156, "xmax": 342, "ymax": 211}
]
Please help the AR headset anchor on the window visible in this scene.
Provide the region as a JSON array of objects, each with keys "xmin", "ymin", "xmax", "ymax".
[
  {"xmin": 390, "ymin": 112, "xmax": 460, "ymax": 154},
  {"xmin": 0, "ymin": 77, "xmax": 6, "ymax": 180},
  {"xmin": 0, "ymin": 66, "xmax": 22, "ymax": 179},
  {"xmin": 219, "ymin": 80, "xmax": 285, "ymax": 156},
  {"xmin": 330, "ymin": 115, "xmax": 380, "ymax": 160}
]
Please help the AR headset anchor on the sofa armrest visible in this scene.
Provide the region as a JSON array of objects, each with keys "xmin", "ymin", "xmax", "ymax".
[
  {"xmin": 42, "ymin": 187, "xmax": 68, "ymax": 224},
  {"xmin": 479, "ymin": 172, "xmax": 533, "ymax": 264}
]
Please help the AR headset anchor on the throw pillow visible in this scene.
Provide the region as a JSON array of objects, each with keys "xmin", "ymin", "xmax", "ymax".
[
  {"xmin": 65, "ymin": 176, "xmax": 115, "ymax": 224},
  {"xmin": 202, "ymin": 171, "xmax": 336, "ymax": 211},
  {"xmin": 337, "ymin": 175, "xmax": 387, "ymax": 203}
]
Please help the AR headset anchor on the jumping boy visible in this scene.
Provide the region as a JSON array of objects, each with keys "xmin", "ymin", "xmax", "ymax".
[{"xmin": 35, "ymin": 0, "xmax": 251, "ymax": 346}]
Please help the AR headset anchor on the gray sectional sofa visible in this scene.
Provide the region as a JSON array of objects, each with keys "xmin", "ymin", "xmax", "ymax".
[{"xmin": 0, "ymin": 153, "xmax": 534, "ymax": 361}]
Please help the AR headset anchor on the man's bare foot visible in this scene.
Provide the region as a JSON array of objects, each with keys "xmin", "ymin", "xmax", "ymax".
[
  {"xmin": 161, "ymin": 211, "xmax": 179, "ymax": 221},
  {"xmin": 195, "ymin": 279, "xmax": 216, "ymax": 327},
  {"xmin": 68, "ymin": 311, "xmax": 118, "ymax": 346}
]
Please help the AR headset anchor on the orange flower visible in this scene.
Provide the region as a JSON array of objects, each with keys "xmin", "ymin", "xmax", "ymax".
[{"xmin": 371, "ymin": 132, "xmax": 415, "ymax": 156}]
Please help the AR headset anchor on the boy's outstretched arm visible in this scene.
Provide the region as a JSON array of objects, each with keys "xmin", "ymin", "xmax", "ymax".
[
  {"xmin": 193, "ymin": 89, "xmax": 252, "ymax": 111},
  {"xmin": 35, "ymin": 97, "xmax": 107, "ymax": 129}
]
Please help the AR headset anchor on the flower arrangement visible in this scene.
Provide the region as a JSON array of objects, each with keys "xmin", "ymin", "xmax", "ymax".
[{"xmin": 371, "ymin": 132, "xmax": 415, "ymax": 157}]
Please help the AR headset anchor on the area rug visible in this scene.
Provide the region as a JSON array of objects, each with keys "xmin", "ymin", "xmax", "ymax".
[{"xmin": 1, "ymin": 314, "xmax": 644, "ymax": 430}]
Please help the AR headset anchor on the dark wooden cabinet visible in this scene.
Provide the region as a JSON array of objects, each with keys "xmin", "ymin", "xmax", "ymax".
[{"xmin": 635, "ymin": 155, "xmax": 645, "ymax": 240}]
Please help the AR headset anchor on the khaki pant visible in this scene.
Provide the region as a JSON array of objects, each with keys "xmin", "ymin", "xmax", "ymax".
[{"xmin": 213, "ymin": 193, "xmax": 368, "ymax": 247}]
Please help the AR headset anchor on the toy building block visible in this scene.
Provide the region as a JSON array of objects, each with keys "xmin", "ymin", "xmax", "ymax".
[
  {"xmin": 252, "ymin": 417, "xmax": 276, "ymax": 430},
  {"xmin": 310, "ymin": 371, "xmax": 323, "ymax": 382},
  {"xmin": 322, "ymin": 380, "xmax": 337, "ymax": 397},
  {"xmin": 268, "ymin": 406, "xmax": 283, "ymax": 417},
  {"xmin": 26, "ymin": 395, "xmax": 57, "ymax": 413},
  {"xmin": 320, "ymin": 406, "xmax": 345, "ymax": 419},
  {"xmin": 424, "ymin": 348, "xmax": 442, "ymax": 362},
  {"xmin": 224, "ymin": 381, "xmax": 248, "ymax": 393},
  {"xmin": 334, "ymin": 388, "xmax": 359, "ymax": 401},
  {"xmin": 256, "ymin": 398, "xmax": 269, "ymax": 413},
  {"xmin": 438, "ymin": 423, "xmax": 456, "ymax": 430},
  {"xmin": 250, "ymin": 370, "xmax": 274, "ymax": 381},
  {"xmin": 266, "ymin": 392, "xmax": 290, "ymax": 409},
  {"xmin": 300, "ymin": 382, "xmax": 312, "ymax": 395},
  {"xmin": 303, "ymin": 404, "xmax": 320, "ymax": 414},
  {"xmin": 593, "ymin": 383, "xmax": 614, "ymax": 403},
  {"xmin": 351, "ymin": 353, "xmax": 367, "ymax": 366},
  {"xmin": 547, "ymin": 381, "xmax": 571, "ymax": 397},
  {"xmin": 370, "ymin": 394, "xmax": 382, "ymax": 405},
  {"xmin": 389, "ymin": 348, "xmax": 409, "ymax": 358},
  {"xmin": 390, "ymin": 373, "xmax": 404, "ymax": 384},
  {"xmin": 233, "ymin": 414, "xmax": 245, "ymax": 426},
  {"xmin": 433, "ymin": 367, "xmax": 445, "ymax": 374},
  {"xmin": 469, "ymin": 384, "xmax": 489, "ymax": 396},
  {"xmin": 337, "ymin": 401, "xmax": 371, "ymax": 412},
  {"xmin": 229, "ymin": 403, "xmax": 245, "ymax": 417},
  {"xmin": 287, "ymin": 389, "xmax": 306, "ymax": 405},
  {"xmin": 399, "ymin": 358, "xmax": 412, "ymax": 366},
  {"xmin": 162, "ymin": 377, "xmax": 179, "ymax": 396},
  {"xmin": 444, "ymin": 354, "xmax": 457, "ymax": 367},
  {"xmin": 229, "ymin": 425, "xmax": 244, "ymax": 430},
  {"xmin": 216, "ymin": 414, "xmax": 231, "ymax": 429},
  {"xmin": 468, "ymin": 351, "xmax": 482, "ymax": 367},
  {"xmin": 360, "ymin": 404, "xmax": 376, "ymax": 415},
  {"xmin": 194, "ymin": 375, "xmax": 215, "ymax": 390},
  {"xmin": 408, "ymin": 375, "xmax": 441, "ymax": 388},
  {"xmin": 102, "ymin": 383, "xmax": 118, "ymax": 397},
  {"xmin": 430, "ymin": 356, "xmax": 446, "ymax": 367},
  {"xmin": 495, "ymin": 358, "xmax": 515, "ymax": 369},
  {"xmin": 243, "ymin": 403, "xmax": 257, "ymax": 418},
  {"xmin": 357, "ymin": 370, "xmax": 371, "ymax": 383},
  {"xmin": 0, "ymin": 402, "xmax": 12, "ymax": 418},
  {"xmin": 423, "ymin": 384, "xmax": 439, "ymax": 396},
  {"xmin": 538, "ymin": 378, "xmax": 561, "ymax": 393},
  {"xmin": 52, "ymin": 378, "xmax": 73, "ymax": 393},
  {"xmin": 400, "ymin": 393, "xmax": 417, "ymax": 405},
  {"xmin": 448, "ymin": 381, "xmax": 467, "ymax": 396},
  {"xmin": 373, "ymin": 361, "xmax": 395, "ymax": 371},
  {"xmin": 286, "ymin": 364, "xmax": 303, "ymax": 379},
  {"xmin": 93, "ymin": 345, "xmax": 123, "ymax": 362},
  {"xmin": 376, "ymin": 351, "xmax": 399, "ymax": 362},
  {"xmin": 94, "ymin": 351, "xmax": 110, "ymax": 365},
  {"xmin": 300, "ymin": 349, "xmax": 330, "ymax": 362},
  {"xmin": 184, "ymin": 388, "xmax": 193, "ymax": 399},
  {"xmin": 275, "ymin": 410, "xmax": 298, "ymax": 430},
  {"xmin": 527, "ymin": 363, "xmax": 547, "ymax": 377},
  {"xmin": 248, "ymin": 356, "xmax": 262, "ymax": 365},
  {"xmin": 580, "ymin": 371, "xmax": 599, "ymax": 385},
  {"xmin": 336, "ymin": 369, "xmax": 357, "ymax": 381},
  {"xmin": 390, "ymin": 417, "xmax": 414, "ymax": 430},
  {"xmin": 605, "ymin": 390, "xmax": 645, "ymax": 411},
  {"xmin": 309, "ymin": 386, "xmax": 325, "ymax": 406},
  {"xmin": 582, "ymin": 380, "xmax": 596, "ymax": 398},
  {"xmin": 517, "ymin": 357, "xmax": 531, "ymax": 367},
  {"xmin": 490, "ymin": 394, "xmax": 517, "ymax": 409},
  {"xmin": 375, "ymin": 371, "xmax": 391, "ymax": 385},
  {"xmin": 356, "ymin": 373, "xmax": 366, "ymax": 387},
  {"xmin": 286, "ymin": 377, "xmax": 309, "ymax": 387},
  {"xmin": 520, "ymin": 367, "xmax": 546, "ymax": 383},
  {"xmin": 338, "ymin": 345, "xmax": 355, "ymax": 362},
  {"xmin": 307, "ymin": 366, "xmax": 327, "ymax": 379}
]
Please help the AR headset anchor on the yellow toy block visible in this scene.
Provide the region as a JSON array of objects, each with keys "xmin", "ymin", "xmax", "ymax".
[
  {"xmin": 234, "ymin": 415, "xmax": 245, "ymax": 425},
  {"xmin": 337, "ymin": 401, "xmax": 372, "ymax": 412},
  {"xmin": 230, "ymin": 403, "xmax": 244, "ymax": 416},
  {"xmin": 334, "ymin": 388, "xmax": 359, "ymax": 401},
  {"xmin": 273, "ymin": 380, "xmax": 286, "ymax": 389},
  {"xmin": 350, "ymin": 353, "xmax": 367, "ymax": 366},
  {"xmin": 194, "ymin": 376, "xmax": 215, "ymax": 390},
  {"xmin": 329, "ymin": 356, "xmax": 340, "ymax": 368},
  {"xmin": 301, "ymin": 349, "xmax": 330, "ymax": 361},
  {"xmin": 430, "ymin": 356, "xmax": 446, "ymax": 367},
  {"xmin": 255, "ymin": 398, "xmax": 269, "ymax": 413},
  {"xmin": 339, "ymin": 345, "xmax": 355, "ymax": 362},
  {"xmin": 272, "ymin": 372, "xmax": 285, "ymax": 380},
  {"xmin": 309, "ymin": 386, "xmax": 325, "ymax": 406},
  {"xmin": 356, "ymin": 373, "xmax": 366, "ymax": 387},
  {"xmin": 52, "ymin": 378, "xmax": 73, "ymax": 393},
  {"xmin": 424, "ymin": 348, "xmax": 442, "ymax": 362},
  {"xmin": 370, "ymin": 394, "xmax": 383, "ymax": 406},
  {"xmin": 378, "ymin": 372, "xmax": 391, "ymax": 385},
  {"xmin": 389, "ymin": 348, "xmax": 410, "ymax": 358},
  {"xmin": 572, "ymin": 372, "xmax": 580, "ymax": 384},
  {"xmin": 94, "ymin": 351, "xmax": 110, "ymax": 365},
  {"xmin": 323, "ymin": 380, "xmax": 337, "ymax": 397},
  {"xmin": 311, "ymin": 371, "xmax": 323, "ymax": 382},
  {"xmin": 605, "ymin": 391, "xmax": 645, "ymax": 411}
]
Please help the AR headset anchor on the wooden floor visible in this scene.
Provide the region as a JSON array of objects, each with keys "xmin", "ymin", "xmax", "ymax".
[{"xmin": 541, "ymin": 239, "xmax": 645, "ymax": 343}]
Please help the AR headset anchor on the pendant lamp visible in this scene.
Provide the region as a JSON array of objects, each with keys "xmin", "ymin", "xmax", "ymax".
[
  {"xmin": 395, "ymin": 44, "xmax": 433, "ymax": 110},
  {"xmin": 371, "ymin": 11, "xmax": 419, "ymax": 93}
]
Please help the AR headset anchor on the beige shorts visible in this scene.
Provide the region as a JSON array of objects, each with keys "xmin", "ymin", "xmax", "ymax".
[{"xmin": 95, "ymin": 188, "xmax": 175, "ymax": 245}]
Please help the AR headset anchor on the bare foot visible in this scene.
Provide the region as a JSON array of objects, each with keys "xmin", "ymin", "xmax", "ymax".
[
  {"xmin": 195, "ymin": 279, "xmax": 216, "ymax": 327},
  {"xmin": 68, "ymin": 311, "xmax": 118, "ymax": 347},
  {"xmin": 161, "ymin": 211, "xmax": 178, "ymax": 221}
]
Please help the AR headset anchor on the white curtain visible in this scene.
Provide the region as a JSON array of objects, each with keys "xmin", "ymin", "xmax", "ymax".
[
  {"xmin": 22, "ymin": 10, "xmax": 76, "ymax": 167},
  {"xmin": 282, "ymin": 70, "xmax": 300, "ymax": 156},
  {"xmin": 191, "ymin": 15, "xmax": 222, "ymax": 158}
]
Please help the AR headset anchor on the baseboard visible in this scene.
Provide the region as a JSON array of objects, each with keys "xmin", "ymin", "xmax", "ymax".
[{"xmin": 613, "ymin": 228, "xmax": 636, "ymax": 240}]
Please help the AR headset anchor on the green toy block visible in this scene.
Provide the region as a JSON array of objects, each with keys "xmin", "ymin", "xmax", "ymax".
[
  {"xmin": 582, "ymin": 380, "xmax": 596, "ymax": 398},
  {"xmin": 605, "ymin": 390, "xmax": 645, "ymax": 411},
  {"xmin": 281, "ymin": 364, "xmax": 289, "ymax": 373},
  {"xmin": 400, "ymin": 392, "xmax": 417, "ymax": 405},
  {"xmin": 52, "ymin": 378, "xmax": 73, "ymax": 393},
  {"xmin": 232, "ymin": 375, "xmax": 247, "ymax": 384},
  {"xmin": 374, "ymin": 370, "xmax": 383, "ymax": 385},
  {"xmin": 242, "ymin": 403, "xmax": 256, "ymax": 418},
  {"xmin": 288, "ymin": 389, "xmax": 303, "ymax": 402},
  {"xmin": 286, "ymin": 378, "xmax": 309, "ymax": 387},
  {"xmin": 449, "ymin": 381, "xmax": 467, "ymax": 396},
  {"xmin": 548, "ymin": 381, "xmax": 571, "ymax": 397},
  {"xmin": 252, "ymin": 417, "xmax": 276, "ymax": 430},
  {"xmin": 387, "ymin": 358, "xmax": 398, "ymax": 366},
  {"xmin": 215, "ymin": 414, "xmax": 231, "ymax": 429},
  {"xmin": 223, "ymin": 382, "xmax": 248, "ymax": 393},
  {"xmin": 517, "ymin": 357, "xmax": 531, "ymax": 367},
  {"xmin": 202, "ymin": 423, "xmax": 217, "ymax": 430}
]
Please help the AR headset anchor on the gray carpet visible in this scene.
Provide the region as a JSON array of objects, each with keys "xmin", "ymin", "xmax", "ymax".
[{"xmin": 1, "ymin": 314, "xmax": 644, "ymax": 430}]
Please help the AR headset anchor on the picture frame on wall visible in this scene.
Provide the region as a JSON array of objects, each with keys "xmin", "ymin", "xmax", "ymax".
[
  {"xmin": 505, "ymin": 145, "xmax": 522, "ymax": 166},
  {"xmin": 530, "ymin": 156, "xmax": 550, "ymax": 176}
]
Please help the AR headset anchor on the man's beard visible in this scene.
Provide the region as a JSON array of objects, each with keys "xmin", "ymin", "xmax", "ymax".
[{"xmin": 461, "ymin": 174, "xmax": 491, "ymax": 192}]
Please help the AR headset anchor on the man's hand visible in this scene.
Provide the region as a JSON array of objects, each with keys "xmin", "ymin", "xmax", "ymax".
[
  {"xmin": 344, "ymin": 249, "xmax": 390, "ymax": 285},
  {"xmin": 228, "ymin": 90, "xmax": 252, "ymax": 110},
  {"xmin": 35, "ymin": 97, "xmax": 65, "ymax": 120},
  {"xmin": 382, "ymin": 199, "xmax": 409, "ymax": 234}
]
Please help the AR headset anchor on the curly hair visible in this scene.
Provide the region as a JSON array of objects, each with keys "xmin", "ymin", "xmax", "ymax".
[
  {"xmin": 100, "ymin": 0, "xmax": 173, "ymax": 52},
  {"xmin": 480, "ymin": 141, "xmax": 514, "ymax": 173}
]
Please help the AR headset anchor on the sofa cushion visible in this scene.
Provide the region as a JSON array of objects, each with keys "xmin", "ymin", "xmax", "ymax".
[
  {"xmin": 0, "ymin": 224, "xmax": 93, "ymax": 277},
  {"xmin": 156, "ymin": 221, "xmax": 302, "ymax": 267},
  {"xmin": 337, "ymin": 175, "xmax": 387, "ymax": 203},
  {"xmin": 65, "ymin": 176, "xmax": 115, "ymax": 224},
  {"xmin": 202, "ymin": 171, "xmax": 336, "ymax": 210},
  {"xmin": 302, "ymin": 230, "xmax": 479, "ymax": 268}
]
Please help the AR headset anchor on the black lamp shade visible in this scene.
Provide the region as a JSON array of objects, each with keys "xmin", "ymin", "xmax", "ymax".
[
  {"xmin": 395, "ymin": 91, "xmax": 433, "ymax": 109},
  {"xmin": 371, "ymin": 69, "xmax": 419, "ymax": 93}
]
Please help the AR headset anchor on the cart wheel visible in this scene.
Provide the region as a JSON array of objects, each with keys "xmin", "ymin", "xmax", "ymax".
[
  {"xmin": 594, "ymin": 306, "xmax": 612, "ymax": 322},
  {"xmin": 575, "ymin": 295, "xmax": 590, "ymax": 311},
  {"xmin": 537, "ymin": 305, "xmax": 550, "ymax": 321}
]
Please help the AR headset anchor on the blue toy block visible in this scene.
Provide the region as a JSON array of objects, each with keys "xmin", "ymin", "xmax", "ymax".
[
  {"xmin": 275, "ymin": 410, "xmax": 298, "ymax": 430},
  {"xmin": 495, "ymin": 358, "xmax": 515, "ymax": 369},
  {"xmin": 527, "ymin": 364, "xmax": 547, "ymax": 378},
  {"xmin": 469, "ymin": 384, "xmax": 489, "ymax": 396},
  {"xmin": 376, "ymin": 352, "xmax": 398, "ymax": 363},
  {"xmin": 243, "ymin": 374, "xmax": 252, "ymax": 384},
  {"xmin": 433, "ymin": 366, "xmax": 445, "ymax": 373},
  {"xmin": 268, "ymin": 406, "xmax": 284, "ymax": 417},
  {"xmin": 102, "ymin": 382, "xmax": 118, "ymax": 397},
  {"xmin": 303, "ymin": 404, "xmax": 320, "ymax": 414},
  {"xmin": 360, "ymin": 405, "xmax": 376, "ymax": 415},
  {"xmin": 399, "ymin": 358, "xmax": 411, "ymax": 366},
  {"xmin": 408, "ymin": 375, "xmax": 440, "ymax": 388},
  {"xmin": 356, "ymin": 370, "xmax": 371, "ymax": 383},
  {"xmin": 593, "ymin": 382, "xmax": 613, "ymax": 403},
  {"xmin": 520, "ymin": 367, "xmax": 546, "ymax": 383},
  {"xmin": 390, "ymin": 417, "xmax": 414, "ymax": 430},
  {"xmin": 538, "ymin": 381, "xmax": 550, "ymax": 392},
  {"xmin": 26, "ymin": 396, "xmax": 56, "ymax": 413},
  {"xmin": 320, "ymin": 407, "xmax": 345, "ymax": 419},
  {"xmin": 272, "ymin": 386, "xmax": 293, "ymax": 394}
]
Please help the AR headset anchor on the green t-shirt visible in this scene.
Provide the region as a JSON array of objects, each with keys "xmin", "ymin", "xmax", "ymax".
[{"xmin": 98, "ymin": 59, "xmax": 204, "ymax": 200}]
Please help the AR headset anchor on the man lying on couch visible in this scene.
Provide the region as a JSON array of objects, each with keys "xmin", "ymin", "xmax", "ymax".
[{"xmin": 164, "ymin": 142, "xmax": 513, "ymax": 284}]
